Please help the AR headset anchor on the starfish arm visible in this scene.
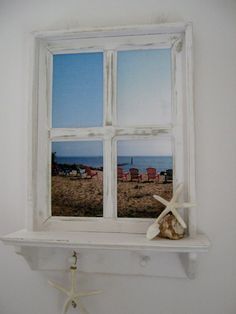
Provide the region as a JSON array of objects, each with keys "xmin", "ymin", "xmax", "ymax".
[
  {"xmin": 153, "ymin": 195, "xmax": 169, "ymax": 207},
  {"xmin": 175, "ymin": 202, "xmax": 196, "ymax": 208},
  {"xmin": 170, "ymin": 183, "xmax": 183, "ymax": 204},
  {"xmin": 78, "ymin": 290, "xmax": 103, "ymax": 297},
  {"xmin": 76, "ymin": 299, "xmax": 90, "ymax": 314},
  {"xmin": 171, "ymin": 208, "xmax": 187, "ymax": 229},
  {"xmin": 48, "ymin": 280, "xmax": 70, "ymax": 296},
  {"xmin": 62, "ymin": 297, "xmax": 72, "ymax": 314},
  {"xmin": 70, "ymin": 269, "xmax": 77, "ymax": 294}
]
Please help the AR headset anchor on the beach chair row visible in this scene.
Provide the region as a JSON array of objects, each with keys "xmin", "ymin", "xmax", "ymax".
[
  {"xmin": 52, "ymin": 165, "xmax": 98, "ymax": 179},
  {"xmin": 117, "ymin": 167, "xmax": 173, "ymax": 183}
]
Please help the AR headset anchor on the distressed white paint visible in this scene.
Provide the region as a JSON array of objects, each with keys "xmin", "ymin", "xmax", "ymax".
[
  {"xmin": 50, "ymin": 126, "xmax": 171, "ymax": 139},
  {"xmin": 1, "ymin": 229, "xmax": 209, "ymax": 252},
  {"xmin": 33, "ymin": 23, "xmax": 187, "ymax": 39},
  {"xmin": 13, "ymin": 246, "xmax": 194, "ymax": 278},
  {"xmin": 185, "ymin": 23, "xmax": 196, "ymax": 237},
  {"xmin": 30, "ymin": 23, "xmax": 197, "ymax": 235},
  {"xmin": 1, "ymin": 229, "xmax": 209, "ymax": 278}
]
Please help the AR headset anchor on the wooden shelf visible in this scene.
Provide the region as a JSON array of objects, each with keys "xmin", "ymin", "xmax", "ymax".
[
  {"xmin": 1, "ymin": 230, "xmax": 210, "ymax": 278},
  {"xmin": 1, "ymin": 229, "xmax": 210, "ymax": 252}
]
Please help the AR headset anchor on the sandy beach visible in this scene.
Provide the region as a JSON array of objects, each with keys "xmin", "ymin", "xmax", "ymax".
[
  {"xmin": 51, "ymin": 171, "xmax": 172, "ymax": 218},
  {"xmin": 117, "ymin": 175, "xmax": 172, "ymax": 218}
]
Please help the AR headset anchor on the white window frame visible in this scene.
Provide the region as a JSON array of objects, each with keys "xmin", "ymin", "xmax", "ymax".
[{"xmin": 29, "ymin": 23, "xmax": 196, "ymax": 237}]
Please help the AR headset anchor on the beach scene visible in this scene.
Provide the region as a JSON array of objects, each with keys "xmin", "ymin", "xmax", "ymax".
[
  {"xmin": 51, "ymin": 49, "xmax": 173, "ymax": 218},
  {"xmin": 51, "ymin": 140, "xmax": 173, "ymax": 218}
]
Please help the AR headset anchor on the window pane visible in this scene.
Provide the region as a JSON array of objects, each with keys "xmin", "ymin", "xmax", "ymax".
[
  {"xmin": 52, "ymin": 53, "xmax": 103, "ymax": 128},
  {"xmin": 51, "ymin": 141, "xmax": 103, "ymax": 217},
  {"xmin": 117, "ymin": 138, "xmax": 173, "ymax": 218},
  {"xmin": 117, "ymin": 49, "xmax": 171, "ymax": 126}
]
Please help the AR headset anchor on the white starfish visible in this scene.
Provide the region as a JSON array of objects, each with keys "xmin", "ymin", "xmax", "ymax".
[
  {"xmin": 48, "ymin": 252, "xmax": 102, "ymax": 314},
  {"xmin": 146, "ymin": 183, "xmax": 195, "ymax": 240}
]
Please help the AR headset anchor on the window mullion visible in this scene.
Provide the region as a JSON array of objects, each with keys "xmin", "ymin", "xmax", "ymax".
[
  {"xmin": 171, "ymin": 39, "xmax": 184, "ymax": 190},
  {"xmin": 103, "ymin": 50, "xmax": 116, "ymax": 218},
  {"xmin": 104, "ymin": 50, "xmax": 117, "ymax": 126},
  {"xmin": 103, "ymin": 136, "xmax": 116, "ymax": 218}
]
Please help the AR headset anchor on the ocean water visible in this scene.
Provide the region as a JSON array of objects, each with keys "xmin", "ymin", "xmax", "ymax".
[
  {"xmin": 56, "ymin": 156, "xmax": 172, "ymax": 173},
  {"xmin": 117, "ymin": 156, "xmax": 172, "ymax": 173},
  {"xmin": 57, "ymin": 156, "xmax": 103, "ymax": 169}
]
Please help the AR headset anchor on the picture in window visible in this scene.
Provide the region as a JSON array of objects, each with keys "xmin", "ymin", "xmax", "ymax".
[
  {"xmin": 117, "ymin": 49, "xmax": 171, "ymax": 126},
  {"xmin": 52, "ymin": 52, "xmax": 103, "ymax": 128},
  {"xmin": 117, "ymin": 138, "xmax": 173, "ymax": 218},
  {"xmin": 51, "ymin": 141, "xmax": 103, "ymax": 217}
]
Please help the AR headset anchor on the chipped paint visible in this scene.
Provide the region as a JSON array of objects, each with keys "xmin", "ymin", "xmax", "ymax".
[{"xmin": 31, "ymin": 23, "xmax": 196, "ymax": 238}]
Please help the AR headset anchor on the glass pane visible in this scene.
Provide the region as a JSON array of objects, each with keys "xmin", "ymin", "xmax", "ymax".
[
  {"xmin": 52, "ymin": 52, "xmax": 103, "ymax": 128},
  {"xmin": 51, "ymin": 141, "xmax": 103, "ymax": 217},
  {"xmin": 117, "ymin": 49, "xmax": 171, "ymax": 126},
  {"xmin": 117, "ymin": 138, "xmax": 173, "ymax": 218}
]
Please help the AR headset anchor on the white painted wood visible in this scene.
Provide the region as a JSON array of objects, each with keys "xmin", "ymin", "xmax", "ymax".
[
  {"xmin": 35, "ymin": 40, "xmax": 51, "ymax": 230},
  {"xmin": 27, "ymin": 36, "xmax": 39, "ymax": 231},
  {"xmin": 186, "ymin": 252, "xmax": 198, "ymax": 279},
  {"xmin": 12, "ymin": 246, "xmax": 191, "ymax": 278},
  {"xmin": 103, "ymin": 138, "xmax": 114, "ymax": 218},
  {"xmin": 1, "ymin": 228, "xmax": 209, "ymax": 278},
  {"xmin": 41, "ymin": 217, "xmax": 155, "ymax": 234},
  {"xmin": 172, "ymin": 36, "xmax": 184, "ymax": 189},
  {"xmin": 110, "ymin": 138, "xmax": 117, "ymax": 218},
  {"xmin": 50, "ymin": 127, "xmax": 106, "ymax": 140},
  {"xmin": 47, "ymin": 51, "xmax": 54, "ymax": 224},
  {"xmin": 50, "ymin": 126, "xmax": 172, "ymax": 141},
  {"xmin": 33, "ymin": 23, "xmax": 188, "ymax": 40},
  {"xmin": 104, "ymin": 51, "xmax": 113, "ymax": 126},
  {"xmin": 39, "ymin": 23, "xmax": 184, "ymax": 56},
  {"xmin": 103, "ymin": 51, "xmax": 112, "ymax": 218},
  {"xmin": 185, "ymin": 23, "xmax": 197, "ymax": 237},
  {"xmin": 171, "ymin": 35, "xmax": 186, "ymax": 227},
  {"xmin": 111, "ymin": 51, "xmax": 117, "ymax": 125},
  {"xmin": 1, "ymin": 229, "xmax": 210, "ymax": 252},
  {"xmin": 46, "ymin": 36, "xmax": 173, "ymax": 55},
  {"xmin": 30, "ymin": 22, "xmax": 199, "ymax": 238}
]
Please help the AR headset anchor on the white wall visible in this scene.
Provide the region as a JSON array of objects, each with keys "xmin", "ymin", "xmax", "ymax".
[{"xmin": 0, "ymin": 0, "xmax": 236, "ymax": 313}]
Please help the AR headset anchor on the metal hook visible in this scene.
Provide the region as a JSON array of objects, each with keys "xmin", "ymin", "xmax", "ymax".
[
  {"xmin": 69, "ymin": 251, "xmax": 78, "ymax": 270},
  {"xmin": 72, "ymin": 251, "xmax": 78, "ymax": 266}
]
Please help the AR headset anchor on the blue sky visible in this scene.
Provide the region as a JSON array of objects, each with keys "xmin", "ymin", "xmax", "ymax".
[
  {"xmin": 52, "ymin": 141, "xmax": 103, "ymax": 157},
  {"xmin": 52, "ymin": 52, "xmax": 103, "ymax": 128},
  {"xmin": 52, "ymin": 49, "xmax": 172, "ymax": 156},
  {"xmin": 117, "ymin": 139, "xmax": 172, "ymax": 157},
  {"xmin": 52, "ymin": 138, "xmax": 171, "ymax": 157},
  {"xmin": 117, "ymin": 49, "xmax": 171, "ymax": 126}
]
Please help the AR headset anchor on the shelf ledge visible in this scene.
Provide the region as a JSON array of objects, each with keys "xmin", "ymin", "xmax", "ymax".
[
  {"xmin": 1, "ymin": 230, "xmax": 210, "ymax": 279},
  {"xmin": 1, "ymin": 229, "xmax": 210, "ymax": 252}
]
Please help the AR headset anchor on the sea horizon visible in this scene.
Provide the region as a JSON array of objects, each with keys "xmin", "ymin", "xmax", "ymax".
[{"xmin": 56, "ymin": 155, "xmax": 172, "ymax": 173}]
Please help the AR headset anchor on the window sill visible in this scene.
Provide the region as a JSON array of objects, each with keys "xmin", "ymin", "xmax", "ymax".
[{"xmin": 1, "ymin": 229, "xmax": 210, "ymax": 279}]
